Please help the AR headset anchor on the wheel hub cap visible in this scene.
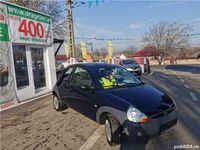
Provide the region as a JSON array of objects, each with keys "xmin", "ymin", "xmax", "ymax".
[
  {"xmin": 53, "ymin": 96, "xmax": 59, "ymax": 109},
  {"xmin": 105, "ymin": 120, "xmax": 111, "ymax": 142}
]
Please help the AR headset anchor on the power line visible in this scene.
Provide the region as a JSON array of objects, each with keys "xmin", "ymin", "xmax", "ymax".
[
  {"xmin": 74, "ymin": 22, "xmax": 85, "ymax": 40},
  {"xmin": 75, "ymin": 37, "xmax": 135, "ymax": 41},
  {"xmin": 74, "ymin": 32, "xmax": 200, "ymax": 41}
]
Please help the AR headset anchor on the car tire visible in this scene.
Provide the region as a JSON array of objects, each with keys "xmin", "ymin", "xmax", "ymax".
[
  {"xmin": 105, "ymin": 114, "xmax": 121, "ymax": 146},
  {"xmin": 53, "ymin": 94, "xmax": 67, "ymax": 111}
]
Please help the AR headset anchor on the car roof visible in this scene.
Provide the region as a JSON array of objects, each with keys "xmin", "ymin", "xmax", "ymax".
[
  {"xmin": 72, "ymin": 63, "xmax": 119, "ymax": 69},
  {"xmin": 121, "ymin": 59, "xmax": 135, "ymax": 61}
]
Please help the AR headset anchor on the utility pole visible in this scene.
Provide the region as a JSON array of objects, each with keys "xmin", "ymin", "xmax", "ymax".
[
  {"xmin": 87, "ymin": 42, "xmax": 93, "ymax": 54},
  {"xmin": 67, "ymin": 0, "xmax": 75, "ymax": 58}
]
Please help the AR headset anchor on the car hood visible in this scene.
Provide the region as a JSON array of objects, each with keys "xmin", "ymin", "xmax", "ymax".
[
  {"xmin": 107, "ymin": 84, "xmax": 175, "ymax": 116},
  {"xmin": 123, "ymin": 64, "xmax": 140, "ymax": 68}
]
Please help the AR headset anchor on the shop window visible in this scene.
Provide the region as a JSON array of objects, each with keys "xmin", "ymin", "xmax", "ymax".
[
  {"xmin": 31, "ymin": 47, "xmax": 46, "ymax": 90},
  {"xmin": 13, "ymin": 45, "xmax": 29, "ymax": 89}
]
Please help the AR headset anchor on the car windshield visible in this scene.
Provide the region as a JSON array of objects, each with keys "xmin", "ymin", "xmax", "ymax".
[
  {"xmin": 122, "ymin": 59, "xmax": 137, "ymax": 65},
  {"xmin": 97, "ymin": 66, "xmax": 143, "ymax": 89}
]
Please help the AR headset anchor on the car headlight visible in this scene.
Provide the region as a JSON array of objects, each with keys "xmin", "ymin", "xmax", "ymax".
[
  {"xmin": 127, "ymin": 107, "xmax": 152, "ymax": 123},
  {"xmin": 126, "ymin": 67, "xmax": 134, "ymax": 71}
]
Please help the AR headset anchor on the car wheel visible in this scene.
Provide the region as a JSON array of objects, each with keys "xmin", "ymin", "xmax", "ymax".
[
  {"xmin": 53, "ymin": 95, "xmax": 66, "ymax": 111},
  {"xmin": 105, "ymin": 114, "xmax": 121, "ymax": 146}
]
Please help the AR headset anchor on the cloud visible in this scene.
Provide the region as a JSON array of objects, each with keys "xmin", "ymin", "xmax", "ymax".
[
  {"xmin": 129, "ymin": 19, "xmax": 156, "ymax": 29},
  {"xmin": 147, "ymin": 1, "xmax": 185, "ymax": 9},
  {"xmin": 91, "ymin": 28, "xmax": 122, "ymax": 37},
  {"xmin": 76, "ymin": 17, "xmax": 89, "ymax": 22},
  {"xmin": 74, "ymin": 22, "xmax": 122, "ymax": 38},
  {"xmin": 129, "ymin": 23, "xmax": 145, "ymax": 29},
  {"xmin": 75, "ymin": 22, "xmax": 96, "ymax": 31},
  {"xmin": 191, "ymin": 18, "xmax": 200, "ymax": 22}
]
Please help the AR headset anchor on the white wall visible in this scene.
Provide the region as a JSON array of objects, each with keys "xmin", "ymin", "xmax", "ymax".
[{"xmin": 46, "ymin": 46, "xmax": 57, "ymax": 90}]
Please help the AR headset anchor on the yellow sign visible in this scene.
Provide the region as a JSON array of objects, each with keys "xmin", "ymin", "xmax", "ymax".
[{"xmin": 80, "ymin": 41, "xmax": 93, "ymax": 62}]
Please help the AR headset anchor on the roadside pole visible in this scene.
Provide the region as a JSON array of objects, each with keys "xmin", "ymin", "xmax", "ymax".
[{"xmin": 67, "ymin": 0, "xmax": 76, "ymax": 58}]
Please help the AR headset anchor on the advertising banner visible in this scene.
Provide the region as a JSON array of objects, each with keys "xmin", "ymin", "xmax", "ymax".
[
  {"xmin": 6, "ymin": 3, "xmax": 52, "ymax": 45},
  {"xmin": 0, "ymin": 2, "xmax": 18, "ymax": 110}
]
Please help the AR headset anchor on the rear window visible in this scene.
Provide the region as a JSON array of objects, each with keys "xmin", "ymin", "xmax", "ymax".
[{"xmin": 122, "ymin": 59, "xmax": 137, "ymax": 65}]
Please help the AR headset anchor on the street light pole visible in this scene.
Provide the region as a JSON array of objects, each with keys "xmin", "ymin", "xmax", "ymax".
[{"xmin": 67, "ymin": 0, "xmax": 75, "ymax": 58}]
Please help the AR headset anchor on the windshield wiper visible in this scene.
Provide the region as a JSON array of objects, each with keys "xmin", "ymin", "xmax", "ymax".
[
  {"xmin": 115, "ymin": 83, "xmax": 136, "ymax": 88},
  {"xmin": 124, "ymin": 83, "xmax": 137, "ymax": 87}
]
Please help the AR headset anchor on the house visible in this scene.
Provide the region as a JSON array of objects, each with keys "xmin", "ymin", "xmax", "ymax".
[
  {"xmin": 128, "ymin": 47, "xmax": 160, "ymax": 59},
  {"xmin": 55, "ymin": 55, "xmax": 68, "ymax": 62}
]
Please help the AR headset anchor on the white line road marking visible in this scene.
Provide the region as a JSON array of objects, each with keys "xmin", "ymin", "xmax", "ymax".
[
  {"xmin": 171, "ymin": 70, "xmax": 177, "ymax": 75},
  {"xmin": 162, "ymin": 75, "xmax": 169, "ymax": 79},
  {"xmin": 148, "ymin": 71, "xmax": 154, "ymax": 76},
  {"xmin": 180, "ymin": 79, "xmax": 185, "ymax": 83},
  {"xmin": 159, "ymin": 78, "xmax": 166, "ymax": 81},
  {"xmin": 79, "ymin": 126, "xmax": 104, "ymax": 150},
  {"xmin": 189, "ymin": 92, "xmax": 199, "ymax": 101},
  {"xmin": 184, "ymin": 84, "xmax": 190, "ymax": 89}
]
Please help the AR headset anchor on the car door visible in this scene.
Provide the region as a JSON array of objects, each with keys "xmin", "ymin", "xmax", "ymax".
[
  {"xmin": 58, "ymin": 67, "xmax": 74, "ymax": 106},
  {"xmin": 68, "ymin": 66, "xmax": 97, "ymax": 120}
]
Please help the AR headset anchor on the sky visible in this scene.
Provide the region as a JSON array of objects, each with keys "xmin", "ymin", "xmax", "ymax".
[{"xmin": 60, "ymin": 0, "xmax": 200, "ymax": 51}]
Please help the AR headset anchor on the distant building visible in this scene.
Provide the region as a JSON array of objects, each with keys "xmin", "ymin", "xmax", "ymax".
[
  {"xmin": 128, "ymin": 47, "xmax": 160, "ymax": 59},
  {"xmin": 55, "ymin": 55, "xmax": 68, "ymax": 62}
]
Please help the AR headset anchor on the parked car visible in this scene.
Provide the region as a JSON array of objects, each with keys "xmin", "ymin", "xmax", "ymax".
[
  {"xmin": 52, "ymin": 63, "xmax": 177, "ymax": 146},
  {"xmin": 55, "ymin": 61, "xmax": 64, "ymax": 73},
  {"xmin": 0, "ymin": 60, "xmax": 9, "ymax": 87},
  {"xmin": 99, "ymin": 59, "xmax": 106, "ymax": 63},
  {"xmin": 119, "ymin": 59, "xmax": 142, "ymax": 75}
]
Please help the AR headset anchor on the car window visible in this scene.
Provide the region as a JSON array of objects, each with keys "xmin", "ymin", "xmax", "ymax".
[
  {"xmin": 71, "ymin": 67, "xmax": 92, "ymax": 87},
  {"xmin": 123, "ymin": 59, "xmax": 137, "ymax": 65},
  {"xmin": 63, "ymin": 67, "xmax": 73, "ymax": 82}
]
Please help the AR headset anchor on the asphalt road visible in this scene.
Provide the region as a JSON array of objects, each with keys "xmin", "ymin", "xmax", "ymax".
[{"xmin": 1, "ymin": 65, "xmax": 200, "ymax": 150}]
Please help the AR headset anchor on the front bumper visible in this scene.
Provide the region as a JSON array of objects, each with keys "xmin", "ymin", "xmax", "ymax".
[
  {"xmin": 123, "ymin": 110, "xmax": 177, "ymax": 140},
  {"xmin": 127, "ymin": 68, "xmax": 142, "ymax": 75}
]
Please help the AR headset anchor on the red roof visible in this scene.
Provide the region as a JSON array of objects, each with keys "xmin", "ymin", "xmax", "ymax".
[
  {"xmin": 55, "ymin": 55, "xmax": 68, "ymax": 61},
  {"xmin": 129, "ymin": 47, "xmax": 160, "ymax": 57}
]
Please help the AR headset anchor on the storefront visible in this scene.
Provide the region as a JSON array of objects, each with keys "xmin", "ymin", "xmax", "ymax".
[{"xmin": 0, "ymin": 1, "xmax": 56, "ymax": 110}]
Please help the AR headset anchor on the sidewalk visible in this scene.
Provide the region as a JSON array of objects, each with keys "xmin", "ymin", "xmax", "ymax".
[{"xmin": 0, "ymin": 93, "xmax": 52, "ymax": 112}]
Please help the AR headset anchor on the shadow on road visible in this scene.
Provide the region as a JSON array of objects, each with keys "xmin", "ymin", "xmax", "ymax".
[
  {"xmin": 120, "ymin": 141, "xmax": 146, "ymax": 150},
  {"xmin": 119, "ymin": 135, "xmax": 147, "ymax": 150},
  {"xmin": 165, "ymin": 65, "xmax": 200, "ymax": 74}
]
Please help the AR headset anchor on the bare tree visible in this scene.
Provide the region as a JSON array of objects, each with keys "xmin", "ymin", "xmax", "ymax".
[
  {"xmin": 9, "ymin": 0, "xmax": 43, "ymax": 10},
  {"xmin": 143, "ymin": 20, "xmax": 192, "ymax": 65},
  {"xmin": 122, "ymin": 45, "xmax": 137, "ymax": 56},
  {"xmin": 9, "ymin": 0, "xmax": 67, "ymax": 40}
]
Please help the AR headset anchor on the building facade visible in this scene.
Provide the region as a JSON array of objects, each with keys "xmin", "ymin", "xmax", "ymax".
[{"xmin": 0, "ymin": 1, "xmax": 56, "ymax": 110}]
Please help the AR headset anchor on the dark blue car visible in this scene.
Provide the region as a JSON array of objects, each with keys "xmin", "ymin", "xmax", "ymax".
[{"xmin": 52, "ymin": 63, "xmax": 177, "ymax": 146}]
